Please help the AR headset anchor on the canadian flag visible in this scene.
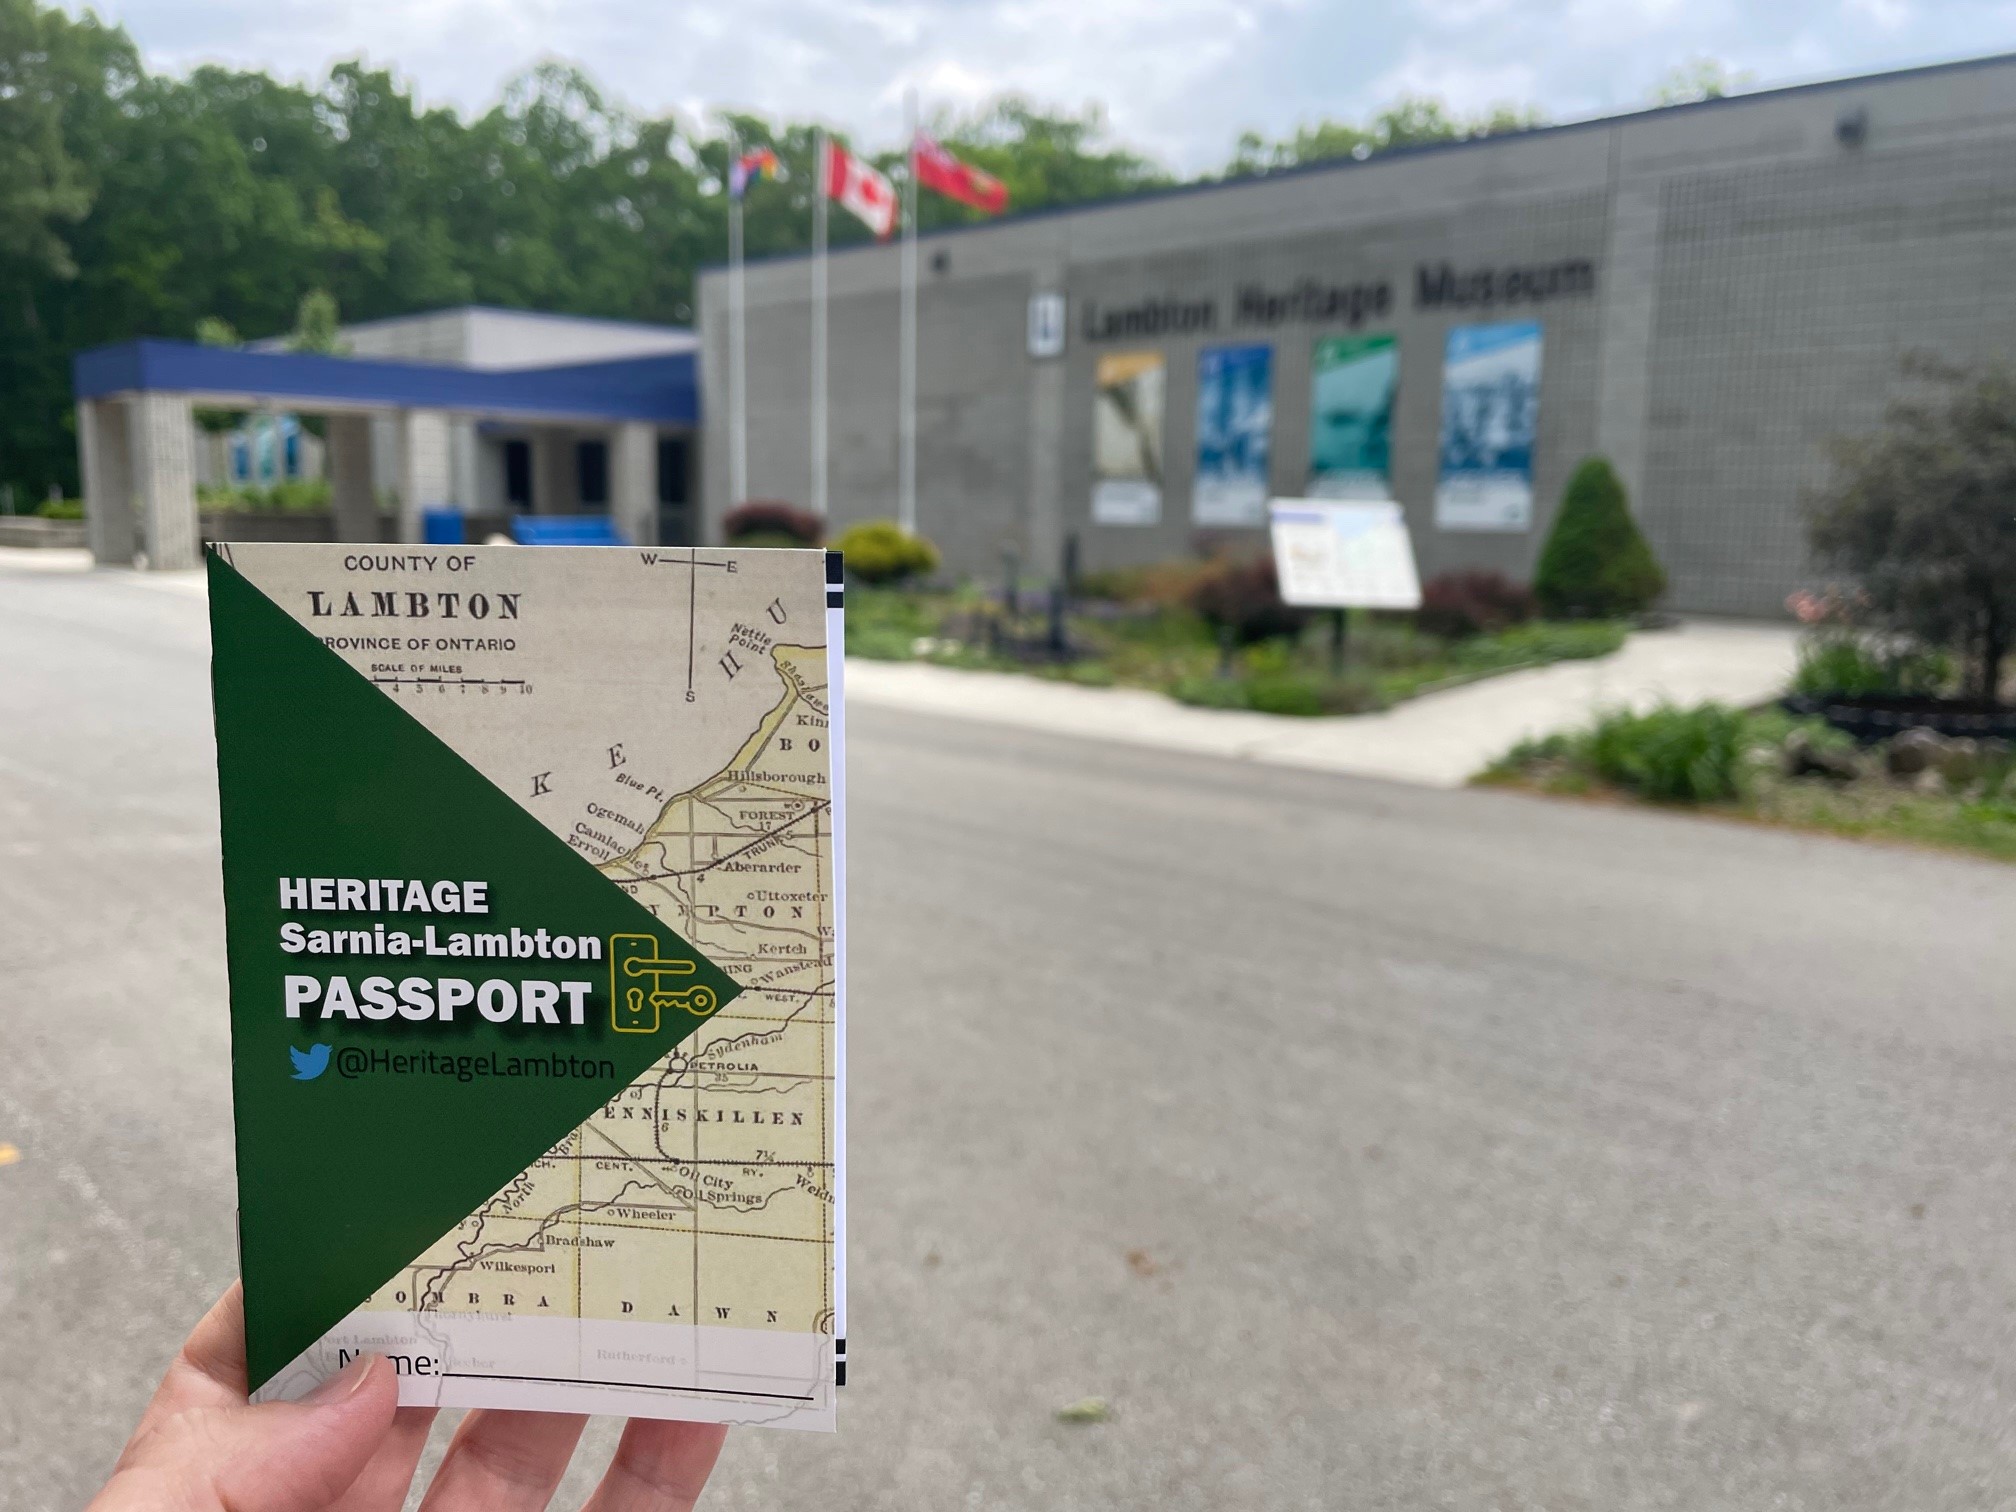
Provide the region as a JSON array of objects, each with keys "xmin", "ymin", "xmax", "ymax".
[
  {"xmin": 913, "ymin": 133, "xmax": 1008, "ymax": 215},
  {"xmin": 825, "ymin": 140, "xmax": 898, "ymax": 238}
]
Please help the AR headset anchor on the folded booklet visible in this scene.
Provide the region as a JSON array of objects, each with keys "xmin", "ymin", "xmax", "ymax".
[{"xmin": 207, "ymin": 542, "xmax": 845, "ymax": 1430}]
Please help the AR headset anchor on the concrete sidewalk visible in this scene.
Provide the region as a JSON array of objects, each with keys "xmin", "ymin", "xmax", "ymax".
[
  {"xmin": 2, "ymin": 548, "xmax": 1797, "ymax": 788},
  {"xmin": 847, "ymin": 618, "xmax": 1800, "ymax": 787}
]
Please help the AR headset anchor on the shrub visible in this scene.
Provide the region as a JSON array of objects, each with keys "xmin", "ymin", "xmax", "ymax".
[
  {"xmin": 722, "ymin": 499, "xmax": 824, "ymax": 548},
  {"xmin": 1790, "ymin": 632, "xmax": 1949, "ymax": 698},
  {"xmin": 1577, "ymin": 703, "xmax": 1746, "ymax": 804},
  {"xmin": 196, "ymin": 479, "xmax": 332, "ymax": 513},
  {"xmin": 1077, "ymin": 559, "xmax": 1216, "ymax": 612},
  {"xmin": 1416, "ymin": 569, "xmax": 1537, "ymax": 639},
  {"xmin": 1186, "ymin": 556, "xmax": 1306, "ymax": 647},
  {"xmin": 835, "ymin": 519, "xmax": 939, "ymax": 585},
  {"xmin": 1534, "ymin": 456, "xmax": 1667, "ymax": 619},
  {"xmin": 36, "ymin": 497, "xmax": 83, "ymax": 520}
]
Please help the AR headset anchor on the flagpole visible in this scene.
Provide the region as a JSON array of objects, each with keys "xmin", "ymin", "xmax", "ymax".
[
  {"xmin": 812, "ymin": 128, "xmax": 829, "ymax": 520},
  {"xmin": 729, "ymin": 132, "xmax": 749, "ymax": 510},
  {"xmin": 897, "ymin": 89, "xmax": 918, "ymax": 538}
]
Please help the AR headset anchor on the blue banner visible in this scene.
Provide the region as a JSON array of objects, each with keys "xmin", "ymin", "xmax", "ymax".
[
  {"xmin": 1435, "ymin": 321, "xmax": 1542, "ymax": 532},
  {"xmin": 1193, "ymin": 343, "xmax": 1273, "ymax": 526}
]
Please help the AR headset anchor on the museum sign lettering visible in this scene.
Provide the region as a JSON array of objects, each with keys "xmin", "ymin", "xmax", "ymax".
[{"xmin": 1078, "ymin": 257, "xmax": 1597, "ymax": 341}]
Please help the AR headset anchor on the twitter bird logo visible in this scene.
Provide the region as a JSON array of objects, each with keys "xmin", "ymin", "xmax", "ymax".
[{"xmin": 289, "ymin": 1044, "xmax": 331, "ymax": 1081}]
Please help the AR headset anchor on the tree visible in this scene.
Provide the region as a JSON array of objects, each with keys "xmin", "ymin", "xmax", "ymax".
[
  {"xmin": 1805, "ymin": 360, "xmax": 2016, "ymax": 702},
  {"xmin": 1534, "ymin": 456, "xmax": 1667, "ymax": 619},
  {"xmin": 1225, "ymin": 95, "xmax": 1546, "ymax": 175},
  {"xmin": 1651, "ymin": 58, "xmax": 1752, "ymax": 106},
  {"xmin": 0, "ymin": 0, "xmax": 1559, "ymax": 509},
  {"xmin": 287, "ymin": 288, "xmax": 344, "ymax": 353},
  {"xmin": 0, "ymin": 0, "xmax": 94, "ymax": 277}
]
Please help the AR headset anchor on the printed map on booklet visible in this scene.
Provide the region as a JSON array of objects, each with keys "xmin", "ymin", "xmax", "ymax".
[{"xmin": 207, "ymin": 542, "xmax": 845, "ymax": 1431}]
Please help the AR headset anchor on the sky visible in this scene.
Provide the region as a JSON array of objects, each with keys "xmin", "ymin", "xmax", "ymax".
[{"xmin": 63, "ymin": 0, "xmax": 2016, "ymax": 171}]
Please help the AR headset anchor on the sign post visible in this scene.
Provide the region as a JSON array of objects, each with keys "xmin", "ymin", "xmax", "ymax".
[{"xmin": 1268, "ymin": 498, "xmax": 1422, "ymax": 675}]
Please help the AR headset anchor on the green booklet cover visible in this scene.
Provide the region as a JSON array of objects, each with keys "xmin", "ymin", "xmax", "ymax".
[{"xmin": 208, "ymin": 542, "xmax": 844, "ymax": 1430}]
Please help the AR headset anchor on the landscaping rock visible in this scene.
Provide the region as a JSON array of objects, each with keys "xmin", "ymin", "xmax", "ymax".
[
  {"xmin": 1936, "ymin": 736, "xmax": 1983, "ymax": 788},
  {"xmin": 1913, "ymin": 767, "xmax": 1950, "ymax": 797},
  {"xmin": 1886, "ymin": 726, "xmax": 1950, "ymax": 778},
  {"xmin": 1782, "ymin": 728, "xmax": 1859, "ymax": 782}
]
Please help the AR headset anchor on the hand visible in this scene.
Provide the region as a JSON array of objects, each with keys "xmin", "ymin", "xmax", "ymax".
[{"xmin": 87, "ymin": 1284, "xmax": 728, "ymax": 1512}]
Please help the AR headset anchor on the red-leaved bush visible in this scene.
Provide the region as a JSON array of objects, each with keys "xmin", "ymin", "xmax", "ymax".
[
  {"xmin": 1416, "ymin": 570, "xmax": 1538, "ymax": 639},
  {"xmin": 722, "ymin": 500, "xmax": 824, "ymax": 546},
  {"xmin": 1188, "ymin": 557, "xmax": 1307, "ymax": 646}
]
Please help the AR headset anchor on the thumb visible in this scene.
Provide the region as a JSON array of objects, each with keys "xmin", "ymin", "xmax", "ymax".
[{"xmin": 93, "ymin": 1353, "xmax": 400, "ymax": 1512}]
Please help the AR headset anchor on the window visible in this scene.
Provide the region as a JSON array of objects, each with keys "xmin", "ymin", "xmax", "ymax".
[
  {"xmin": 577, "ymin": 440, "xmax": 609, "ymax": 508},
  {"xmin": 504, "ymin": 440, "xmax": 531, "ymax": 508},
  {"xmin": 657, "ymin": 436, "xmax": 691, "ymax": 546}
]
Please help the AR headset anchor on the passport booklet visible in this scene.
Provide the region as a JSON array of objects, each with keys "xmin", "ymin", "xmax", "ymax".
[{"xmin": 207, "ymin": 542, "xmax": 845, "ymax": 1430}]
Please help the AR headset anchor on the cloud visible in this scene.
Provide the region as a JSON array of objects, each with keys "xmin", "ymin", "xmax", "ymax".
[{"xmin": 62, "ymin": 0, "xmax": 2016, "ymax": 172}]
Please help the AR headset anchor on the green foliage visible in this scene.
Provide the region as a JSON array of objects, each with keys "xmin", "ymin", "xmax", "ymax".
[
  {"xmin": 1226, "ymin": 96, "xmax": 1545, "ymax": 175},
  {"xmin": 1488, "ymin": 703, "xmax": 2016, "ymax": 865},
  {"xmin": 0, "ymin": 0, "xmax": 1549, "ymax": 509},
  {"xmin": 198, "ymin": 477, "xmax": 331, "ymax": 512},
  {"xmin": 0, "ymin": 0, "xmax": 99, "ymax": 277},
  {"xmin": 1534, "ymin": 456, "xmax": 1667, "ymax": 619},
  {"xmin": 834, "ymin": 520, "xmax": 938, "ymax": 585},
  {"xmin": 1790, "ymin": 633, "xmax": 1950, "ymax": 697},
  {"xmin": 1487, "ymin": 702, "xmax": 1748, "ymax": 803},
  {"xmin": 842, "ymin": 585, "xmax": 938, "ymax": 660},
  {"xmin": 287, "ymin": 288, "xmax": 344, "ymax": 354},
  {"xmin": 1579, "ymin": 704, "xmax": 1747, "ymax": 804},
  {"xmin": 1171, "ymin": 669, "xmax": 1377, "ymax": 716},
  {"xmin": 1489, "ymin": 703, "xmax": 1748, "ymax": 804},
  {"xmin": 1375, "ymin": 619, "xmax": 1626, "ymax": 703},
  {"xmin": 1650, "ymin": 58, "xmax": 1753, "ymax": 106},
  {"xmin": 1805, "ymin": 359, "xmax": 2016, "ymax": 702},
  {"xmin": 36, "ymin": 495, "xmax": 82, "ymax": 518},
  {"xmin": 195, "ymin": 316, "xmax": 240, "ymax": 347}
]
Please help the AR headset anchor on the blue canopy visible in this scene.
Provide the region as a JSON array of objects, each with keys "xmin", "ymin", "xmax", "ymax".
[{"xmin": 73, "ymin": 339, "xmax": 698, "ymax": 427}]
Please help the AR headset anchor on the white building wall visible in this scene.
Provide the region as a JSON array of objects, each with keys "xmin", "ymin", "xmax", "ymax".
[{"xmin": 329, "ymin": 307, "xmax": 696, "ymax": 372}]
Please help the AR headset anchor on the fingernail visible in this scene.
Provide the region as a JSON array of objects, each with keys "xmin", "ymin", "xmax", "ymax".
[{"xmin": 303, "ymin": 1353, "xmax": 380, "ymax": 1405}]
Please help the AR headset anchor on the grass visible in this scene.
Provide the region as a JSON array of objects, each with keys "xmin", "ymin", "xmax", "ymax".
[
  {"xmin": 1482, "ymin": 704, "xmax": 2016, "ymax": 865},
  {"xmin": 844, "ymin": 586, "xmax": 1630, "ymax": 718}
]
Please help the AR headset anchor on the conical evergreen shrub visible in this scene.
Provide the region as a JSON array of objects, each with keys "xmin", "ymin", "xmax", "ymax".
[{"xmin": 1533, "ymin": 456, "xmax": 1667, "ymax": 618}]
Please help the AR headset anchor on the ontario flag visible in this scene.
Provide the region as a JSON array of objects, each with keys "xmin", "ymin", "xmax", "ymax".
[
  {"xmin": 914, "ymin": 133, "xmax": 1008, "ymax": 215},
  {"xmin": 825, "ymin": 140, "xmax": 898, "ymax": 238}
]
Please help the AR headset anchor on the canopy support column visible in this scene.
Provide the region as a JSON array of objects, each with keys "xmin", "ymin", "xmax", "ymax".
[
  {"xmin": 80, "ymin": 398, "xmax": 137, "ymax": 567},
  {"xmin": 130, "ymin": 392, "xmax": 199, "ymax": 570},
  {"xmin": 610, "ymin": 422, "xmax": 657, "ymax": 547}
]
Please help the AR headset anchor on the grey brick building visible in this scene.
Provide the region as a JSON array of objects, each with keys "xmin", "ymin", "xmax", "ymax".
[{"xmin": 700, "ymin": 54, "xmax": 2016, "ymax": 617}]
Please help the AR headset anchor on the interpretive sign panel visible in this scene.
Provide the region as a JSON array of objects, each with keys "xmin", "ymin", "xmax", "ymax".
[
  {"xmin": 209, "ymin": 542, "xmax": 845, "ymax": 1431},
  {"xmin": 1268, "ymin": 498, "xmax": 1422, "ymax": 610}
]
